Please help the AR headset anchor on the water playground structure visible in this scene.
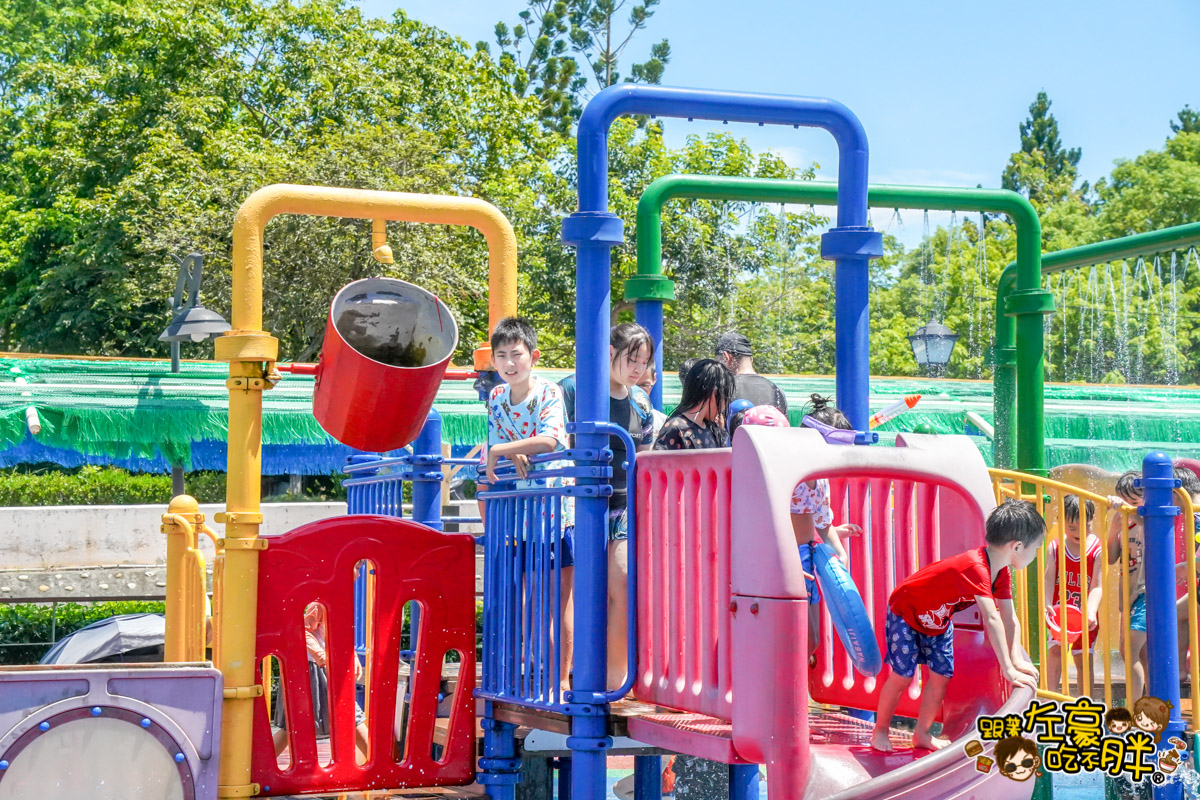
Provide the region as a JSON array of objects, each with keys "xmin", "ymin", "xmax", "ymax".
[{"xmin": 1, "ymin": 83, "xmax": 1199, "ymax": 800}]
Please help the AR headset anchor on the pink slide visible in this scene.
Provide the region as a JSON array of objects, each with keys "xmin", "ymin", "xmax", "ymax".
[{"xmin": 630, "ymin": 430, "xmax": 1035, "ymax": 799}]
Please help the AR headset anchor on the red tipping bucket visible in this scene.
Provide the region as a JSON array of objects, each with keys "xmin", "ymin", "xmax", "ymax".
[
  {"xmin": 313, "ymin": 278, "xmax": 458, "ymax": 452},
  {"xmin": 1045, "ymin": 604, "xmax": 1084, "ymax": 647}
]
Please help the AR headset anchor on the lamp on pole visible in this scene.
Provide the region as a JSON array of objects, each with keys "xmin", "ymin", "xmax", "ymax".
[
  {"xmin": 159, "ymin": 253, "xmax": 230, "ymax": 496},
  {"xmin": 907, "ymin": 318, "xmax": 959, "ymax": 377}
]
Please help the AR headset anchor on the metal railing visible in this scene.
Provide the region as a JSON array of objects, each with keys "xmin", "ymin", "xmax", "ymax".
[
  {"xmin": 476, "ymin": 420, "xmax": 639, "ymax": 713},
  {"xmin": 990, "ymin": 467, "xmax": 1196, "ymax": 731}
]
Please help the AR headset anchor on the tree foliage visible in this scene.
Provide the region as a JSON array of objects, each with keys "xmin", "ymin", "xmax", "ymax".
[
  {"xmin": 1, "ymin": 0, "xmax": 1198, "ymax": 394},
  {"xmin": 1002, "ymin": 91, "xmax": 1083, "ymax": 202},
  {"xmin": 488, "ymin": 0, "xmax": 670, "ymax": 133},
  {"xmin": 1171, "ymin": 106, "xmax": 1200, "ymax": 135}
]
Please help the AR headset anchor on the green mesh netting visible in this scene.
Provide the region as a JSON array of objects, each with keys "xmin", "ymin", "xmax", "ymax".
[{"xmin": 4, "ymin": 357, "xmax": 1200, "ymax": 474}]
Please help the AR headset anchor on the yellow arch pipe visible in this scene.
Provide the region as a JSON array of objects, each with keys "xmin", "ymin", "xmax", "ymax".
[
  {"xmin": 227, "ymin": 183, "xmax": 518, "ymax": 363},
  {"xmin": 213, "ymin": 184, "xmax": 519, "ymax": 798}
]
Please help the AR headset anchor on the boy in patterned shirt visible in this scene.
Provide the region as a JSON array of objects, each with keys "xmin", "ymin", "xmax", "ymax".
[
  {"xmin": 870, "ymin": 499, "xmax": 1042, "ymax": 752},
  {"xmin": 483, "ymin": 317, "xmax": 574, "ymax": 689}
]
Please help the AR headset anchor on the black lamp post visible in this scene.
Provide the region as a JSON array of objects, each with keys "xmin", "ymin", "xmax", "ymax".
[
  {"xmin": 159, "ymin": 253, "xmax": 230, "ymax": 496},
  {"xmin": 907, "ymin": 318, "xmax": 959, "ymax": 377}
]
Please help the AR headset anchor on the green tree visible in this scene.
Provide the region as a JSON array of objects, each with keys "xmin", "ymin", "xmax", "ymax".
[
  {"xmin": 1171, "ymin": 105, "xmax": 1200, "ymax": 135},
  {"xmin": 0, "ymin": 0, "xmax": 562, "ymax": 362},
  {"xmin": 488, "ymin": 0, "xmax": 670, "ymax": 133},
  {"xmin": 1001, "ymin": 92, "xmax": 1082, "ymax": 203}
]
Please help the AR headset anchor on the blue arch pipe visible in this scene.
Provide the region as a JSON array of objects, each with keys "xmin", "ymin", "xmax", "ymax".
[
  {"xmin": 595, "ymin": 86, "xmax": 882, "ymax": 424},
  {"xmin": 560, "ymin": 83, "xmax": 879, "ymax": 800}
]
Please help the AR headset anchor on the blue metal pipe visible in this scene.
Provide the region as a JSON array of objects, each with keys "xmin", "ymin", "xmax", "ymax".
[
  {"xmin": 412, "ymin": 410, "xmax": 443, "ymax": 531},
  {"xmin": 577, "ymin": 84, "xmax": 877, "ymax": 428},
  {"xmin": 634, "ymin": 755, "xmax": 662, "ymax": 800},
  {"xmin": 635, "ymin": 299, "xmax": 665, "ymax": 410},
  {"xmin": 729, "ymin": 764, "xmax": 759, "ymax": 800},
  {"xmin": 576, "ymin": 85, "xmax": 870, "ymax": 227},
  {"xmin": 569, "ymin": 82, "xmax": 877, "ymax": 800},
  {"xmin": 1140, "ymin": 451, "xmax": 1185, "ymax": 800}
]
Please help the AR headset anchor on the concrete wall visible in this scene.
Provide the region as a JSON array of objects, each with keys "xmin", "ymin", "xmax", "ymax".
[{"xmin": 0, "ymin": 502, "xmax": 347, "ymax": 570}]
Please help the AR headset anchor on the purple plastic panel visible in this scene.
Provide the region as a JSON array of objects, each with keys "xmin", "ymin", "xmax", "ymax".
[{"xmin": 0, "ymin": 663, "xmax": 222, "ymax": 800}]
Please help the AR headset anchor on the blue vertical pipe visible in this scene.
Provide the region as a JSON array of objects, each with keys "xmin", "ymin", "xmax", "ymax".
[
  {"xmin": 345, "ymin": 454, "xmax": 382, "ymax": 654},
  {"xmin": 569, "ymin": 83, "xmax": 878, "ymax": 800},
  {"xmin": 412, "ymin": 410, "xmax": 443, "ymax": 530},
  {"xmin": 729, "ymin": 764, "xmax": 760, "ymax": 800},
  {"xmin": 633, "ymin": 755, "xmax": 662, "ymax": 800},
  {"xmin": 635, "ymin": 299, "xmax": 665, "ymax": 411},
  {"xmin": 1140, "ymin": 451, "xmax": 1184, "ymax": 800}
]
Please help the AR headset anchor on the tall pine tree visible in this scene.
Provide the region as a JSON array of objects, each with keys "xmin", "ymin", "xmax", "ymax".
[{"xmin": 1001, "ymin": 91, "xmax": 1082, "ymax": 203}]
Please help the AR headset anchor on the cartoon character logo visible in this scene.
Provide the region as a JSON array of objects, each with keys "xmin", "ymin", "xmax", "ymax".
[
  {"xmin": 1105, "ymin": 707, "xmax": 1133, "ymax": 734},
  {"xmin": 995, "ymin": 736, "xmax": 1041, "ymax": 782},
  {"xmin": 916, "ymin": 601, "xmax": 957, "ymax": 631},
  {"xmin": 1133, "ymin": 697, "xmax": 1173, "ymax": 743},
  {"xmin": 1159, "ymin": 749, "xmax": 1182, "ymax": 775}
]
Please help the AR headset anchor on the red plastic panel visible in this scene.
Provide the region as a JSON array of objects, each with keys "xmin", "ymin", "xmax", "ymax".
[
  {"xmin": 250, "ymin": 515, "xmax": 476, "ymax": 796},
  {"xmin": 635, "ymin": 450, "xmax": 734, "ymax": 720}
]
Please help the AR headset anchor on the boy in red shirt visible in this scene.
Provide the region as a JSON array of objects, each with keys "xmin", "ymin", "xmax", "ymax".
[{"xmin": 870, "ymin": 499, "xmax": 1043, "ymax": 752}]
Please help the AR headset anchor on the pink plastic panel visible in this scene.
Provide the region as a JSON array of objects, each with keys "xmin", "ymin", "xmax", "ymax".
[
  {"xmin": 634, "ymin": 450, "xmax": 734, "ymax": 720},
  {"xmin": 730, "ymin": 429, "xmax": 1007, "ymax": 723}
]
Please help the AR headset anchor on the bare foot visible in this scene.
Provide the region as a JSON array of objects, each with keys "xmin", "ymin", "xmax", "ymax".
[
  {"xmin": 870, "ymin": 727, "xmax": 893, "ymax": 752},
  {"xmin": 913, "ymin": 733, "xmax": 951, "ymax": 750}
]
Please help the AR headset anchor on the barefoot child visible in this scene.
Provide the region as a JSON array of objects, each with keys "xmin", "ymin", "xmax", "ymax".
[
  {"xmin": 1044, "ymin": 494, "xmax": 1103, "ymax": 695},
  {"xmin": 871, "ymin": 499, "xmax": 1043, "ymax": 752}
]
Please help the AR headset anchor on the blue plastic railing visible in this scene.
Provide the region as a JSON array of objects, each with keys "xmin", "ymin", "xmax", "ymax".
[{"xmin": 476, "ymin": 420, "xmax": 639, "ymax": 714}]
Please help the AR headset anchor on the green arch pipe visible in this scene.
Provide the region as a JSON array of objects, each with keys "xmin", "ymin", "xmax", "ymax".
[
  {"xmin": 629, "ymin": 174, "xmax": 1048, "ymax": 473},
  {"xmin": 994, "ymin": 221, "xmax": 1200, "ymax": 470}
]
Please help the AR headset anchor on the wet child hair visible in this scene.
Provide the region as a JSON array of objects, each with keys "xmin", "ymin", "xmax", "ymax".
[
  {"xmin": 1104, "ymin": 707, "xmax": 1133, "ymax": 730},
  {"xmin": 677, "ymin": 358, "xmax": 698, "ymax": 389},
  {"xmin": 1115, "ymin": 469, "xmax": 1143, "ymax": 504},
  {"xmin": 490, "ymin": 316, "xmax": 537, "ymax": 353},
  {"xmin": 1175, "ymin": 466, "xmax": 1200, "ymax": 496},
  {"xmin": 1063, "ymin": 494, "xmax": 1096, "ymax": 525},
  {"xmin": 1132, "ymin": 696, "xmax": 1173, "ymax": 742},
  {"xmin": 677, "ymin": 359, "xmax": 735, "ymax": 424},
  {"xmin": 805, "ymin": 394, "xmax": 852, "ymax": 431},
  {"xmin": 994, "ymin": 736, "xmax": 1039, "ymax": 774},
  {"xmin": 985, "ymin": 499, "xmax": 1046, "ymax": 548},
  {"xmin": 611, "ymin": 322, "xmax": 655, "ymax": 364}
]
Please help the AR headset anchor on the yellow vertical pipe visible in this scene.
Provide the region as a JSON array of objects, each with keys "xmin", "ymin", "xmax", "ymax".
[
  {"xmin": 213, "ymin": 358, "xmax": 269, "ymax": 799},
  {"xmin": 217, "ymin": 183, "xmax": 520, "ymax": 798},
  {"xmin": 162, "ymin": 496, "xmax": 203, "ymax": 663}
]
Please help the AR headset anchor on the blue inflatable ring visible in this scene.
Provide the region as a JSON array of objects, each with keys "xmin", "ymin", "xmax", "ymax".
[{"xmin": 811, "ymin": 543, "xmax": 882, "ymax": 676}]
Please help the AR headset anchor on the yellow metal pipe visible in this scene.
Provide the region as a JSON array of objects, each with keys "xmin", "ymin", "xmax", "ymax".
[
  {"xmin": 218, "ymin": 183, "xmax": 520, "ymax": 797},
  {"xmin": 162, "ymin": 497, "xmax": 204, "ymax": 663},
  {"xmin": 229, "ymin": 183, "xmax": 519, "ymax": 368}
]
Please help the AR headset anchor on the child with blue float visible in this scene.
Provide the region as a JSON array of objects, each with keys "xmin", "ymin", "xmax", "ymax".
[{"xmin": 729, "ymin": 394, "xmax": 863, "ymax": 664}]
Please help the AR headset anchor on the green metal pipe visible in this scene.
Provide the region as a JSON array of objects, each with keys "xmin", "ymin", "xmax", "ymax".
[
  {"xmin": 993, "ymin": 220, "xmax": 1200, "ymax": 472},
  {"xmin": 630, "ymin": 174, "xmax": 1046, "ymax": 471}
]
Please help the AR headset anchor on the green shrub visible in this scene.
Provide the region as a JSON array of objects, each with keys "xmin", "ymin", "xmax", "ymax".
[
  {"xmin": 0, "ymin": 601, "xmax": 165, "ymax": 664},
  {"xmin": 0, "ymin": 466, "xmax": 170, "ymax": 506}
]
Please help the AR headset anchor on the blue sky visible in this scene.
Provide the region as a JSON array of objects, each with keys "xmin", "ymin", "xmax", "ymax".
[{"xmin": 364, "ymin": 1, "xmax": 1199, "ymax": 245}]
